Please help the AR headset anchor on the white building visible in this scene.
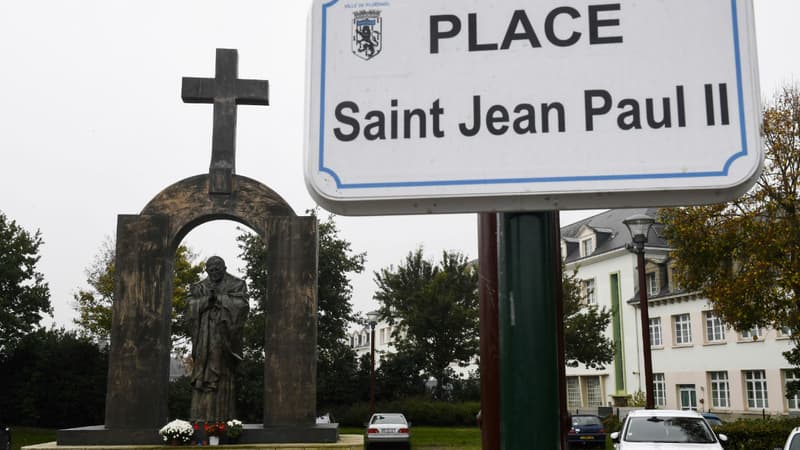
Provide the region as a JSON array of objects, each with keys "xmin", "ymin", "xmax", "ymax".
[
  {"xmin": 348, "ymin": 313, "xmax": 402, "ymax": 368},
  {"xmin": 563, "ymin": 208, "xmax": 795, "ymax": 416},
  {"xmin": 347, "ymin": 313, "xmax": 477, "ymax": 379}
]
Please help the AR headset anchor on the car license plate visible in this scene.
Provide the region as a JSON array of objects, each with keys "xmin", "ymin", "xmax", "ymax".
[
  {"xmin": 384, "ymin": 428, "xmax": 397, "ymax": 433},
  {"xmin": 580, "ymin": 436, "xmax": 594, "ymax": 440}
]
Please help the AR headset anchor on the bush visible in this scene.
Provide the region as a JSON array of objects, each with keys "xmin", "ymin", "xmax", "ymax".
[
  {"xmin": 0, "ymin": 329, "xmax": 107, "ymax": 428},
  {"xmin": 168, "ymin": 376, "xmax": 192, "ymax": 419},
  {"xmin": 335, "ymin": 398, "xmax": 480, "ymax": 427},
  {"xmin": 715, "ymin": 416, "xmax": 800, "ymax": 449},
  {"xmin": 602, "ymin": 414, "xmax": 622, "ymax": 434}
]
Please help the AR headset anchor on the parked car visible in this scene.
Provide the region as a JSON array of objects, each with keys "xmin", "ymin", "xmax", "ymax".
[
  {"xmin": 610, "ymin": 409, "xmax": 727, "ymax": 449},
  {"xmin": 701, "ymin": 412, "xmax": 724, "ymax": 427},
  {"xmin": 365, "ymin": 412, "xmax": 410, "ymax": 449},
  {"xmin": 567, "ymin": 414, "xmax": 606, "ymax": 448},
  {"xmin": 779, "ymin": 426, "xmax": 800, "ymax": 450}
]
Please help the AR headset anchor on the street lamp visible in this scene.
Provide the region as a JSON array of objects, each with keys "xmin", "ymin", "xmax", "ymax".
[
  {"xmin": 623, "ymin": 214, "xmax": 656, "ymax": 410},
  {"xmin": 366, "ymin": 310, "xmax": 380, "ymax": 415}
]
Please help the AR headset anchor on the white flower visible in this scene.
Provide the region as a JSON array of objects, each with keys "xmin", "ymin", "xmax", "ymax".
[
  {"xmin": 226, "ymin": 419, "xmax": 244, "ymax": 438},
  {"xmin": 158, "ymin": 419, "xmax": 194, "ymax": 443}
]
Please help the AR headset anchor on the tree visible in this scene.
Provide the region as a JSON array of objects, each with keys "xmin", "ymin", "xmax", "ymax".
[
  {"xmin": 373, "ymin": 248, "xmax": 614, "ymax": 398},
  {"xmin": 0, "ymin": 328, "xmax": 107, "ymax": 427},
  {"xmin": 562, "ymin": 267, "xmax": 614, "ymax": 369},
  {"xmin": 374, "ymin": 350, "xmax": 427, "ymax": 401},
  {"xmin": 236, "ymin": 210, "xmax": 366, "ymax": 412},
  {"xmin": 373, "ymin": 248, "xmax": 479, "ymax": 399},
  {"xmin": 0, "ymin": 210, "xmax": 51, "ymax": 354},
  {"xmin": 659, "ymin": 86, "xmax": 800, "ymax": 369},
  {"xmin": 73, "ymin": 239, "xmax": 204, "ymax": 349}
]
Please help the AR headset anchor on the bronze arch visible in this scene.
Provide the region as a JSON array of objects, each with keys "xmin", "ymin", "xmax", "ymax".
[
  {"xmin": 141, "ymin": 174, "xmax": 297, "ymax": 249},
  {"xmin": 102, "ymin": 174, "xmax": 318, "ymax": 438}
]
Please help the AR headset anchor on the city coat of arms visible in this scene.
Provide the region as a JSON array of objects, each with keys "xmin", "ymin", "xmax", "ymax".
[{"xmin": 352, "ymin": 10, "xmax": 382, "ymax": 60}]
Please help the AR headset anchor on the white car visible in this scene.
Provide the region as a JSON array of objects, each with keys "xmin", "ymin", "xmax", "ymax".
[
  {"xmin": 610, "ymin": 409, "xmax": 727, "ymax": 449},
  {"xmin": 365, "ymin": 412, "xmax": 411, "ymax": 449},
  {"xmin": 780, "ymin": 426, "xmax": 800, "ymax": 450}
]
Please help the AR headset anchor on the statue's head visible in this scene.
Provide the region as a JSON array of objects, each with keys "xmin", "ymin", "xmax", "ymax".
[{"xmin": 205, "ymin": 256, "xmax": 226, "ymax": 282}]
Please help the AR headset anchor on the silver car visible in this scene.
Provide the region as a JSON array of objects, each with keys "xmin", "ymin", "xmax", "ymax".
[{"xmin": 365, "ymin": 412, "xmax": 411, "ymax": 449}]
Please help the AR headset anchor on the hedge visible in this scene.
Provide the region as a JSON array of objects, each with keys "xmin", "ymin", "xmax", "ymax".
[
  {"xmin": 332, "ymin": 398, "xmax": 480, "ymax": 427},
  {"xmin": 716, "ymin": 416, "xmax": 800, "ymax": 449}
]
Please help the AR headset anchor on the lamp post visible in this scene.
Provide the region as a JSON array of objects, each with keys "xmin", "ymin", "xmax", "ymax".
[
  {"xmin": 366, "ymin": 311, "xmax": 379, "ymax": 415},
  {"xmin": 624, "ymin": 214, "xmax": 656, "ymax": 410}
]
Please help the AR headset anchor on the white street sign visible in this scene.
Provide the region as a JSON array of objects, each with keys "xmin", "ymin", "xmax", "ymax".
[{"xmin": 305, "ymin": 0, "xmax": 762, "ymax": 215}]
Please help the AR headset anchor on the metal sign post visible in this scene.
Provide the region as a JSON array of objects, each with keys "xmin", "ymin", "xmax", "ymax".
[{"xmin": 498, "ymin": 212, "xmax": 566, "ymax": 449}]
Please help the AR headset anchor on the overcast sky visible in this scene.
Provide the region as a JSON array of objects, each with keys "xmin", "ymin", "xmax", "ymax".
[{"xmin": 0, "ymin": 1, "xmax": 797, "ymax": 328}]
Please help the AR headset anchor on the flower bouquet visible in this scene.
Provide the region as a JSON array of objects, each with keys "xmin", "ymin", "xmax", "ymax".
[
  {"xmin": 159, "ymin": 419, "xmax": 194, "ymax": 445},
  {"xmin": 226, "ymin": 419, "xmax": 244, "ymax": 440},
  {"xmin": 204, "ymin": 421, "xmax": 226, "ymax": 445}
]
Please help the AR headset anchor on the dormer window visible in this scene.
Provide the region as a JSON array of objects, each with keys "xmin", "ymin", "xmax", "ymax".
[{"xmin": 580, "ymin": 237, "xmax": 595, "ymax": 257}]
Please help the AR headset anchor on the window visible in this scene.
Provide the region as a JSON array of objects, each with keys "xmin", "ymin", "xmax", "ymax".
[
  {"xmin": 709, "ymin": 371, "xmax": 730, "ymax": 408},
  {"xmin": 741, "ymin": 326, "xmax": 764, "ymax": 340},
  {"xmin": 586, "ymin": 377, "xmax": 602, "ymax": 407},
  {"xmin": 705, "ymin": 311, "xmax": 725, "ymax": 342},
  {"xmin": 623, "ymin": 416, "xmax": 715, "ymax": 444},
  {"xmin": 582, "ymin": 278, "xmax": 597, "ymax": 305},
  {"xmin": 581, "ymin": 237, "xmax": 594, "ymax": 257},
  {"xmin": 678, "ymin": 384, "xmax": 698, "ymax": 411},
  {"xmin": 779, "ymin": 326, "xmax": 793, "ymax": 338},
  {"xmin": 566, "ymin": 377, "xmax": 582, "ymax": 409},
  {"xmin": 674, "ymin": 314, "xmax": 692, "ymax": 345},
  {"xmin": 744, "ymin": 370, "xmax": 769, "ymax": 408},
  {"xmin": 649, "ymin": 317, "xmax": 663, "ymax": 347},
  {"xmin": 647, "ymin": 272, "xmax": 659, "ymax": 296},
  {"xmin": 786, "ymin": 371, "xmax": 800, "ymax": 411},
  {"xmin": 380, "ymin": 328, "xmax": 386, "ymax": 345},
  {"xmin": 653, "ymin": 373, "xmax": 666, "ymax": 407}
]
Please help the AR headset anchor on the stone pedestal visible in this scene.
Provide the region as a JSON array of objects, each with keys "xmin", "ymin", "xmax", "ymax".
[
  {"xmin": 27, "ymin": 433, "xmax": 361, "ymax": 450},
  {"xmin": 57, "ymin": 424, "xmax": 339, "ymax": 446}
]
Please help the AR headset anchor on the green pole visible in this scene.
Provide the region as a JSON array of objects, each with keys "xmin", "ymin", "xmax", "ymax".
[{"xmin": 498, "ymin": 212, "xmax": 564, "ymax": 449}]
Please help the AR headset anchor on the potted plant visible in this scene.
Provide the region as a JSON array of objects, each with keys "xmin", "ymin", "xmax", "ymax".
[
  {"xmin": 158, "ymin": 419, "xmax": 194, "ymax": 445},
  {"xmin": 226, "ymin": 419, "xmax": 244, "ymax": 443},
  {"xmin": 204, "ymin": 421, "xmax": 226, "ymax": 445}
]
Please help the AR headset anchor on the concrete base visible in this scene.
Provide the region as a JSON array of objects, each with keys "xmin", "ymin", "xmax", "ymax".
[
  {"xmin": 57, "ymin": 424, "xmax": 340, "ymax": 446},
  {"xmin": 26, "ymin": 434, "xmax": 362, "ymax": 450}
]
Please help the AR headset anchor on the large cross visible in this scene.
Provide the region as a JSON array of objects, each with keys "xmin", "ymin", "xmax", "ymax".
[{"xmin": 182, "ymin": 48, "xmax": 269, "ymax": 194}]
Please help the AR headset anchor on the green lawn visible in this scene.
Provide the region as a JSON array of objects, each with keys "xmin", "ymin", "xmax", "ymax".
[
  {"xmin": 341, "ymin": 426, "xmax": 480, "ymax": 449},
  {"xmin": 8, "ymin": 426, "xmax": 56, "ymax": 450}
]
